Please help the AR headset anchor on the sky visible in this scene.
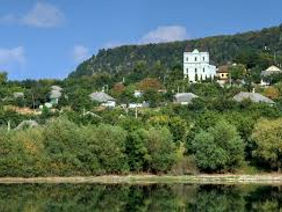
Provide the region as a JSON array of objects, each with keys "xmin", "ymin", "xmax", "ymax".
[{"xmin": 0, "ymin": 0, "xmax": 281, "ymax": 80}]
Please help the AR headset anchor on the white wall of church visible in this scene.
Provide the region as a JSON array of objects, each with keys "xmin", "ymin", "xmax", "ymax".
[{"xmin": 183, "ymin": 49, "xmax": 216, "ymax": 82}]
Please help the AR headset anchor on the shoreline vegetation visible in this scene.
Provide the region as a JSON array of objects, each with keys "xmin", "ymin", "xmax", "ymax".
[{"xmin": 0, "ymin": 174, "xmax": 281, "ymax": 185}]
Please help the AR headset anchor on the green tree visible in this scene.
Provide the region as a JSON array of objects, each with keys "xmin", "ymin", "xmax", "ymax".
[
  {"xmin": 191, "ymin": 120, "xmax": 245, "ymax": 172},
  {"xmin": 252, "ymin": 118, "xmax": 282, "ymax": 171}
]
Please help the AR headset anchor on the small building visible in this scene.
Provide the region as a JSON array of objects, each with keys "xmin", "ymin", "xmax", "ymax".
[
  {"xmin": 49, "ymin": 85, "xmax": 63, "ymax": 105},
  {"xmin": 260, "ymin": 65, "xmax": 282, "ymax": 86},
  {"xmin": 128, "ymin": 101, "xmax": 149, "ymax": 109},
  {"xmin": 89, "ymin": 92, "xmax": 116, "ymax": 108},
  {"xmin": 13, "ymin": 92, "xmax": 24, "ymax": 99},
  {"xmin": 216, "ymin": 65, "xmax": 230, "ymax": 85},
  {"xmin": 233, "ymin": 92, "xmax": 275, "ymax": 104},
  {"xmin": 134, "ymin": 90, "xmax": 143, "ymax": 98},
  {"xmin": 183, "ymin": 48, "xmax": 216, "ymax": 83},
  {"xmin": 50, "ymin": 90, "xmax": 62, "ymax": 105},
  {"xmin": 174, "ymin": 93, "xmax": 198, "ymax": 105}
]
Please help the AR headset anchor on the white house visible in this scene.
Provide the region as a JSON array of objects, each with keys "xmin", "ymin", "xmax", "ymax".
[
  {"xmin": 89, "ymin": 92, "xmax": 116, "ymax": 108},
  {"xmin": 183, "ymin": 49, "xmax": 216, "ymax": 83},
  {"xmin": 174, "ymin": 93, "xmax": 198, "ymax": 105},
  {"xmin": 133, "ymin": 90, "xmax": 143, "ymax": 98},
  {"xmin": 260, "ymin": 65, "xmax": 282, "ymax": 86}
]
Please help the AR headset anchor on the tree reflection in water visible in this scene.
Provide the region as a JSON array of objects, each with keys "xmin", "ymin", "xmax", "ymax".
[{"xmin": 0, "ymin": 184, "xmax": 280, "ymax": 211}]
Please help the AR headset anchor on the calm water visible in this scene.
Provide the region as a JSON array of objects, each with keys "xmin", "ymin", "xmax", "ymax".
[{"xmin": 0, "ymin": 184, "xmax": 280, "ymax": 212}]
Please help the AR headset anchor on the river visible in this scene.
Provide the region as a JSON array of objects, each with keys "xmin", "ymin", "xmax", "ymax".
[{"xmin": 0, "ymin": 184, "xmax": 280, "ymax": 211}]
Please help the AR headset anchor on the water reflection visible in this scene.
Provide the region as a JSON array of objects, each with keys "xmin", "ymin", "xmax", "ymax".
[{"xmin": 0, "ymin": 184, "xmax": 280, "ymax": 211}]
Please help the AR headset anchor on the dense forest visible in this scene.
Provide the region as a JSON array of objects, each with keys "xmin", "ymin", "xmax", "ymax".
[{"xmin": 70, "ymin": 24, "xmax": 282, "ymax": 80}]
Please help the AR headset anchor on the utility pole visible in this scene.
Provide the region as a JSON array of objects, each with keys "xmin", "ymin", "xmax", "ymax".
[
  {"xmin": 229, "ymin": 72, "xmax": 232, "ymax": 87},
  {"xmin": 135, "ymin": 107, "xmax": 138, "ymax": 119},
  {"xmin": 7, "ymin": 120, "xmax": 10, "ymax": 132}
]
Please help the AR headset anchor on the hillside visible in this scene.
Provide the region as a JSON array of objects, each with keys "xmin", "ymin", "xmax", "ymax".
[{"xmin": 69, "ymin": 24, "xmax": 282, "ymax": 79}]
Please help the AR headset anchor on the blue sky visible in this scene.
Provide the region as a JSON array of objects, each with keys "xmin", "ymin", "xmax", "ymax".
[{"xmin": 0, "ymin": 0, "xmax": 281, "ymax": 80}]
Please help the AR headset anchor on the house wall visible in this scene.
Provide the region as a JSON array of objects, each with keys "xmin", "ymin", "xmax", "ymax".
[{"xmin": 217, "ymin": 72, "xmax": 229, "ymax": 80}]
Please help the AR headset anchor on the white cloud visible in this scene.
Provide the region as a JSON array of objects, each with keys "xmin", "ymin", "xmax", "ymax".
[
  {"xmin": 140, "ymin": 25, "xmax": 188, "ymax": 44},
  {"xmin": 22, "ymin": 2, "xmax": 64, "ymax": 28},
  {"xmin": 72, "ymin": 45, "xmax": 89, "ymax": 63},
  {"xmin": 0, "ymin": 46, "xmax": 25, "ymax": 66},
  {"xmin": 0, "ymin": 2, "xmax": 64, "ymax": 28}
]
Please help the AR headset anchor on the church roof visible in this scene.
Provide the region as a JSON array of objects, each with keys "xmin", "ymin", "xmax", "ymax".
[{"xmin": 192, "ymin": 49, "xmax": 200, "ymax": 53}]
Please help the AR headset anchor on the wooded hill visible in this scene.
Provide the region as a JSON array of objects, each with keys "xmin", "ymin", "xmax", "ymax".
[{"xmin": 69, "ymin": 24, "xmax": 282, "ymax": 79}]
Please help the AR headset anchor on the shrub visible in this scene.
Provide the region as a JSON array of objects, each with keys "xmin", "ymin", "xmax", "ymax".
[
  {"xmin": 85, "ymin": 124, "xmax": 129, "ymax": 174},
  {"xmin": 127, "ymin": 127, "xmax": 178, "ymax": 173},
  {"xmin": 191, "ymin": 120, "xmax": 245, "ymax": 172},
  {"xmin": 252, "ymin": 118, "xmax": 282, "ymax": 171}
]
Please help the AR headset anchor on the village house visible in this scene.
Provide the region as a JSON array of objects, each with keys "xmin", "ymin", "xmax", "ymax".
[
  {"xmin": 174, "ymin": 93, "xmax": 198, "ymax": 105},
  {"xmin": 233, "ymin": 91, "xmax": 274, "ymax": 105},
  {"xmin": 260, "ymin": 65, "xmax": 282, "ymax": 86},
  {"xmin": 49, "ymin": 85, "xmax": 63, "ymax": 105},
  {"xmin": 216, "ymin": 65, "xmax": 230, "ymax": 85},
  {"xmin": 89, "ymin": 91, "xmax": 116, "ymax": 108},
  {"xmin": 183, "ymin": 48, "xmax": 216, "ymax": 83},
  {"xmin": 128, "ymin": 101, "xmax": 149, "ymax": 109}
]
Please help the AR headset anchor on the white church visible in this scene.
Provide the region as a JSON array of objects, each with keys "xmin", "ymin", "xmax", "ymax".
[{"xmin": 183, "ymin": 49, "xmax": 216, "ymax": 82}]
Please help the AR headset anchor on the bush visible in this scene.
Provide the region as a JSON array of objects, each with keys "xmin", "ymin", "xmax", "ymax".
[
  {"xmin": 252, "ymin": 118, "xmax": 282, "ymax": 171},
  {"xmin": 127, "ymin": 127, "xmax": 178, "ymax": 173},
  {"xmin": 85, "ymin": 124, "xmax": 129, "ymax": 174},
  {"xmin": 191, "ymin": 120, "xmax": 245, "ymax": 172}
]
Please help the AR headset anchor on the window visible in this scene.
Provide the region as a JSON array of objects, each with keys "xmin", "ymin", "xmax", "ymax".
[
  {"xmin": 195, "ymin": 57, "xmax": 197, "ymax": 61},
  {"xmin": 221, "ymin": 74, "xmax": 224, "ymax": 77},
  {"xmin": 186, "ymin": 57, "xmax": 189, "ymax": 61},
  {"xmin": 186, "ymin": 68, "xmax": 188, "ymax": 73},
  {"xmin": 203, "ymin": 57, "xmax": 205, "ymax": 61},
  {"xmin": 203, "ymin": 68, "xmax": 205, "ymax": 72},
  {"xmin": 195, "ymin": 68, "xmax": 197, "ymax": 73}
]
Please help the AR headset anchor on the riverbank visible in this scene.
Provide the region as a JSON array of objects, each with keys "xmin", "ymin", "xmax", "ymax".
[{"xmin": 0, "ymin": 174, "xmax": 281, "ymax": 185}]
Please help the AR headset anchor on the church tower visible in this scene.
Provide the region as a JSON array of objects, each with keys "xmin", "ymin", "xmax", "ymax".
[{"xmin": 183, "ymin": 49, "xmax": 216, "ymax": 83}]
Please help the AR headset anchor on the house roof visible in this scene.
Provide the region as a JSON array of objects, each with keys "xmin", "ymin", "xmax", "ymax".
[
  {"xmin": 261, "ymin": 65, "xmax": 282, "ymax": 76},
  {"xmin": 233, "ymin": 92, "xmax": 274, "ymax": 104},
  {"xmin": 174, "ymin": 93, "xmax": 198, "ymax": 103},
  {"xmin": 89, "ymin": 92, "xmax": 115, "ymax": 103},
  {"xmin": 50, "ymin": 90, "xmax": 62, "ymax": 99},
  {"xmin": 15, "ymin": 120, "xmax": 39, "ymax": 130},
  {"xmin": 13, "ymin": 92, "xmax": 24, "ymax": 98},
  {"xmin": 217, "ymin": 65, "xmax": 229, "ymax": 73},
  {"xmin": 51, "ymin": 85, "xmax": 63, "ymax": 91}
]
